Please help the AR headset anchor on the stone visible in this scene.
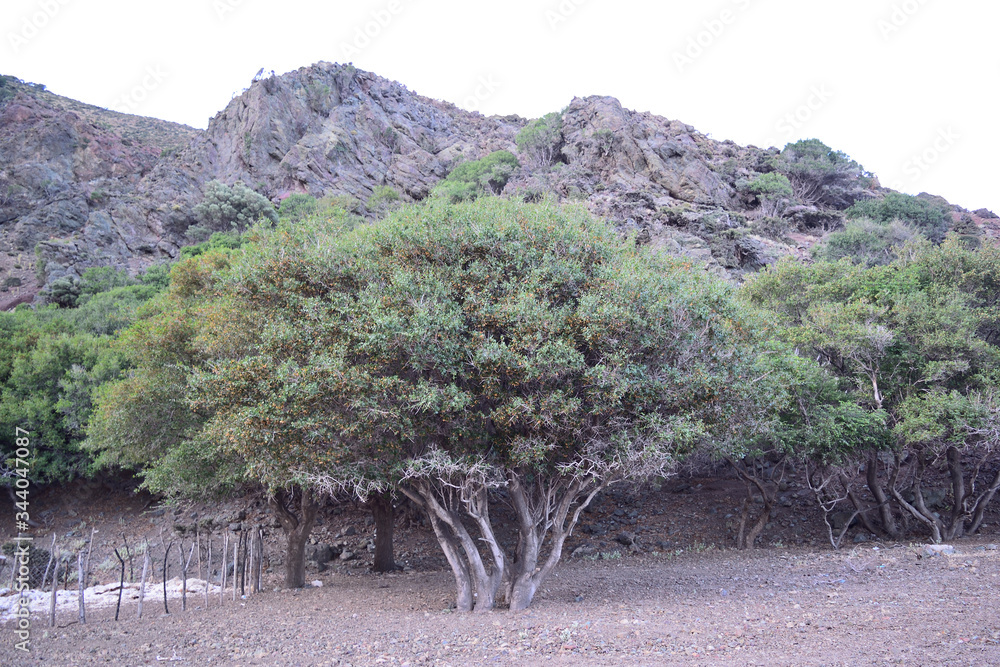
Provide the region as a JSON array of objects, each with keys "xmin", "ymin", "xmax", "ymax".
[
  {"xmin": 339, "ymin": 550, "xmax": 355, "ymax": 561},
  {"xmin": 571, "ymin": 545, "xmax": 596, "ymax": 558},
  {"xmin": 615, "ymin": 531, "xmax": 637, "ymax": 547},
  {"xmin": 923, "ymin": 544, "xmax": 955, "ymax": 557}
]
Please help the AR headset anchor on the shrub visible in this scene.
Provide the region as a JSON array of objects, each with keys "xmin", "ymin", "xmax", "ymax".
[
  {"xmin": 774, "ymin": 139, "xmax": 869, "ymax": 209},
  {"xmin": 812, "ymin": 219, "xmax": 920, "ymax": 266},
  {"xmin": 516, "ymin": 112, "xmax": 563, "ymax": 167},
  {"xmin": 367, "ymin": 185, "xmax": 401, "ymax": 217},
  {"xmin": 432, "ymin": 150, "xmax": 520, "ymax": 203},
  {"xmin": 192, "ymin": 180, "xmax": 277, "ymax": 235},
  {"xmin": 277, "ymin": 193, "xmax": 318, "ymax": 222},
  {"xmin": 845, "ymin": 192, "xmax": 950, "ymax": 242}
]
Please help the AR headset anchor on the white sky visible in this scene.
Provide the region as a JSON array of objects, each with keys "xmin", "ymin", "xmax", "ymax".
[{"xmin": 2, "ymin": 0, "xmax": 998, "ymax": 214}]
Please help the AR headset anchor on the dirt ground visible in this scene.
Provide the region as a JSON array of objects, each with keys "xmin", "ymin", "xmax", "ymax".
[{"xmin": 2, "ymin": 472, "xmax": 1000, "ymax": 665}]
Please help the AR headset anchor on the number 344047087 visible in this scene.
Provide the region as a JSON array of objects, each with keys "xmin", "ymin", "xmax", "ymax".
[{"xmin": 13, "ymin": 427, "xmax": 31, "ymax": 517}]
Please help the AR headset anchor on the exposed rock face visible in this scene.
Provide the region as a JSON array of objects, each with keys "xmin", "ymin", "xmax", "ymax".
[{"xmin": 0, "ymin": 62, "xmax": 987, "ymax": 309}]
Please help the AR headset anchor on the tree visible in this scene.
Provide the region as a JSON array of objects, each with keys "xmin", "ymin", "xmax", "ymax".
[
  {"xmin": 192, "ymin": 198, "xmax": 778, "ymax": 611},
  {"xmin": 743, "ymin": 172, "xmax": 793, "ymax": 218},
  {"xmin": 87, "ymin": 215, "xmax": 361, "ymax": 589},
  {"xmin": 516, "ymin": 112, "xmax": 563, "ymax": 167},
  {"xmin": 743, "ymin": 239, "xmax": 1000, "ymax": 542},
  {"xmin": 773, "ymin": 139, "xmax": 869, "ymax": 209},
  {"xmin": 190, "ymin": 180, "xmax": 278, "ymax": 240}
]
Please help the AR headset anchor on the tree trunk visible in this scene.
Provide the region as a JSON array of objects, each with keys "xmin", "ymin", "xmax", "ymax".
[
  {"xmin": 506, "ymin": 472, "xmax": 602, "ymax": 612},
  {"xmin": 369, "ymin": 491, "xmax": 397, "ymax": 573},
  {"xmin": 269, "ymin": 487, "xmax": 318, "ymax": 589},
  {"xmin": 866, "ymin": 453, "xmax": 900, "ymax": 538}
]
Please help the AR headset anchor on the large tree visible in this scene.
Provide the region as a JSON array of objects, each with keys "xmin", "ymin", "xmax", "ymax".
[
  {"xmin": 85, "ymin": 250, "xmax": 318, "ymax": 588},
  {"xmin": 192, "ymin": 198, "xmax": 778, "ymax": 611}
]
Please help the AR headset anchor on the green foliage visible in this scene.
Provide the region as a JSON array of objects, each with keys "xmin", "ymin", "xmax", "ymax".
[
  {"xmin": 745, "ymin": 172, "xmax": 793, "ymax": 199},
  {"xmin": 516, "ymin": 113, "xmax": 563, "ymax": 166},
  {"xmin": 743, "ymin": 239, "xmax": 1000, "ymax": 466},
  {"xmin": 812, "ymin": 218, "xmax": 920, "ymax": 266},
  {"xmin": 85, "ymin": 250, "xmax": 246, "ymax": 498},
  {"xmin": 773, "ymin": 139, "xmax": 869, "ymax": 209},
  {"xmin": 192, "ymin": 180, "xmax": 278, "ymax": 236},
  {"xmin": 191, "ymin": 198, "xmax": 779, "ymax": 492},
  {"xmin": 845, "ymin": 192, "xmax": 951, "ymax": 242},
  {"xmin": 743, "ymin": 172, "xmax": 794, "ymax": 217},
  {"xmin": 43, "ymin": 276, "xmax": 81, "ymax": 308},
  {"xmin": 367, "ymin": 185, "xmax": 401, "ymax": 217},
  {"xmin": 278, "ymin": 193, "xmax": 318, "ymax": 222},
  {"xmin": 431, "ymin": 151, "xmax": 520, "ymax": 203},
  {"xmin": 0, "ymin": 262, "xmax": 169, "ymax": 485},
  {"xmin": 179, "ymin": 231, "xmax": 244, "ymax": 259}
]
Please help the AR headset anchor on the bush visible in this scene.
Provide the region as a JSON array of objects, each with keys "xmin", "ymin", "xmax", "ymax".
[
  {"xmin": 367, "ymin": 185, "xmax": 401, "ymax": 217},
  {"xmin": 812, "ymin": 219, "xmax": 920, "ymax": 266},
  {"xmin": 845, "ymin": 192, "xmax": 950, "ymax": 242},
  {"xmin": 432, "ymin": 151, "xmax": 520, "ymax": 203},
  {"xmin": 180, "ymin": 231, "xmax": 244, "ymax": 259},
  {"xmin": 774, "ymin": 139, "xmax": 869, "ymax": 209},
  {"xmin": 743, "ymin": 173, "xmax": 793, "ymax": 217},
  {"xmin": 277, "ymin": 193, "xmax": 318, "ymax": 222}
]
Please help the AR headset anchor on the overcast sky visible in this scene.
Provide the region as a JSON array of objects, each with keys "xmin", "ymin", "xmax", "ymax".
[{"xmin": 3, "ymin": 0, "xmax": 998, "ymax": 213}]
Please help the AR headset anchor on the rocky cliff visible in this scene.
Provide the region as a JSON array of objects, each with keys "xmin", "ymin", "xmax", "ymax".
[{"xmin": 0, "ymin": 63, "xmax": 991, "ymax": 310}]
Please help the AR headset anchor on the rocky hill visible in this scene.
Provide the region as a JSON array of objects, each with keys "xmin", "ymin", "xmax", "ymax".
[{"xmin": 1, "ymin": 63, "xmax": 994, "ymax": 310}]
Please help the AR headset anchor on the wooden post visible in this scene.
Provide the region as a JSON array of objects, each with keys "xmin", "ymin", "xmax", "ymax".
[
  {"xmin": 219, "ymin": 533, "xmax": 228, "ymax": 606},
  {"xmin": 231, "ymin": 532, "xmax": 238, "ymax": 602},
  {"xmin": 162, "ymin": 541, "xmax": 172, "ymax": 615},
  {"xmin": 259, "ymin": 529, "xmax": 264, "ymax": 593},
  {"xmin": 113, "ymin": 548, "xmax": 125, "ymax": 621},
  {"xmin": 77, "ymin": 552, "xmax": 86, "ymax": 625},
  {"xmin": 196, "ymin": 529, "xmax": 204, "ymax": 607},
  {"xmin": 247, "ymin": 531, "xmax": 254, "ymax": 596},
  {"xmin": 48, "ymin": 556, "xmax": 58, "ymax": 628},
  {"xmin": 137, "ymin": 549, "xmax": 149, "ymax": 619}
]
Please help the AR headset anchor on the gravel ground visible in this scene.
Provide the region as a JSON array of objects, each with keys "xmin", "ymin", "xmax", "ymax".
[{"xmin": 4, "ymin": 541, "xmax": 1000, "ymax": 666}]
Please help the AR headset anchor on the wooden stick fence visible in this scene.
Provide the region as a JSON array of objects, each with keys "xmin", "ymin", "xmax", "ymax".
[{"xmin": 33, "ymin": 524, "xmax": 267, "ymax": 627}]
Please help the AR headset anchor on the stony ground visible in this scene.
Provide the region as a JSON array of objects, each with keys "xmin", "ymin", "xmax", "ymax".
[
  {"xmin": 3, "ymin": 474, "xmax": 1000, "ymax": 665},
  {"xmin": 4, "ymin": 542, "xmax": 1000, "ymax": 666}
]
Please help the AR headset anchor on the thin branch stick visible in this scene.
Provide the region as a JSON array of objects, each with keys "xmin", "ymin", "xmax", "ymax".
[
  {"xmin": 48, "ymin": 555, "xmax": 58, "ymax": 628},
  {"xmin": 114, "ymin": 548, "xmax": 125, "ymax": 621},
  {"xmin": 181, "ymin": 543, "xmax": 195, "ymax": 611},
  {"xmin": 83, "ymin": 526, "xmax": 97, "ymax": 589},
  {"xmin": 41, "ymin": 534, "xmax": 56, "ymax": 591}
]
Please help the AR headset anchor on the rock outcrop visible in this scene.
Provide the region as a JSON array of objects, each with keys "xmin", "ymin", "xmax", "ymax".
[{"xmin": 0, "ymin": 62, "xmax": 988, "ymax": 309}]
